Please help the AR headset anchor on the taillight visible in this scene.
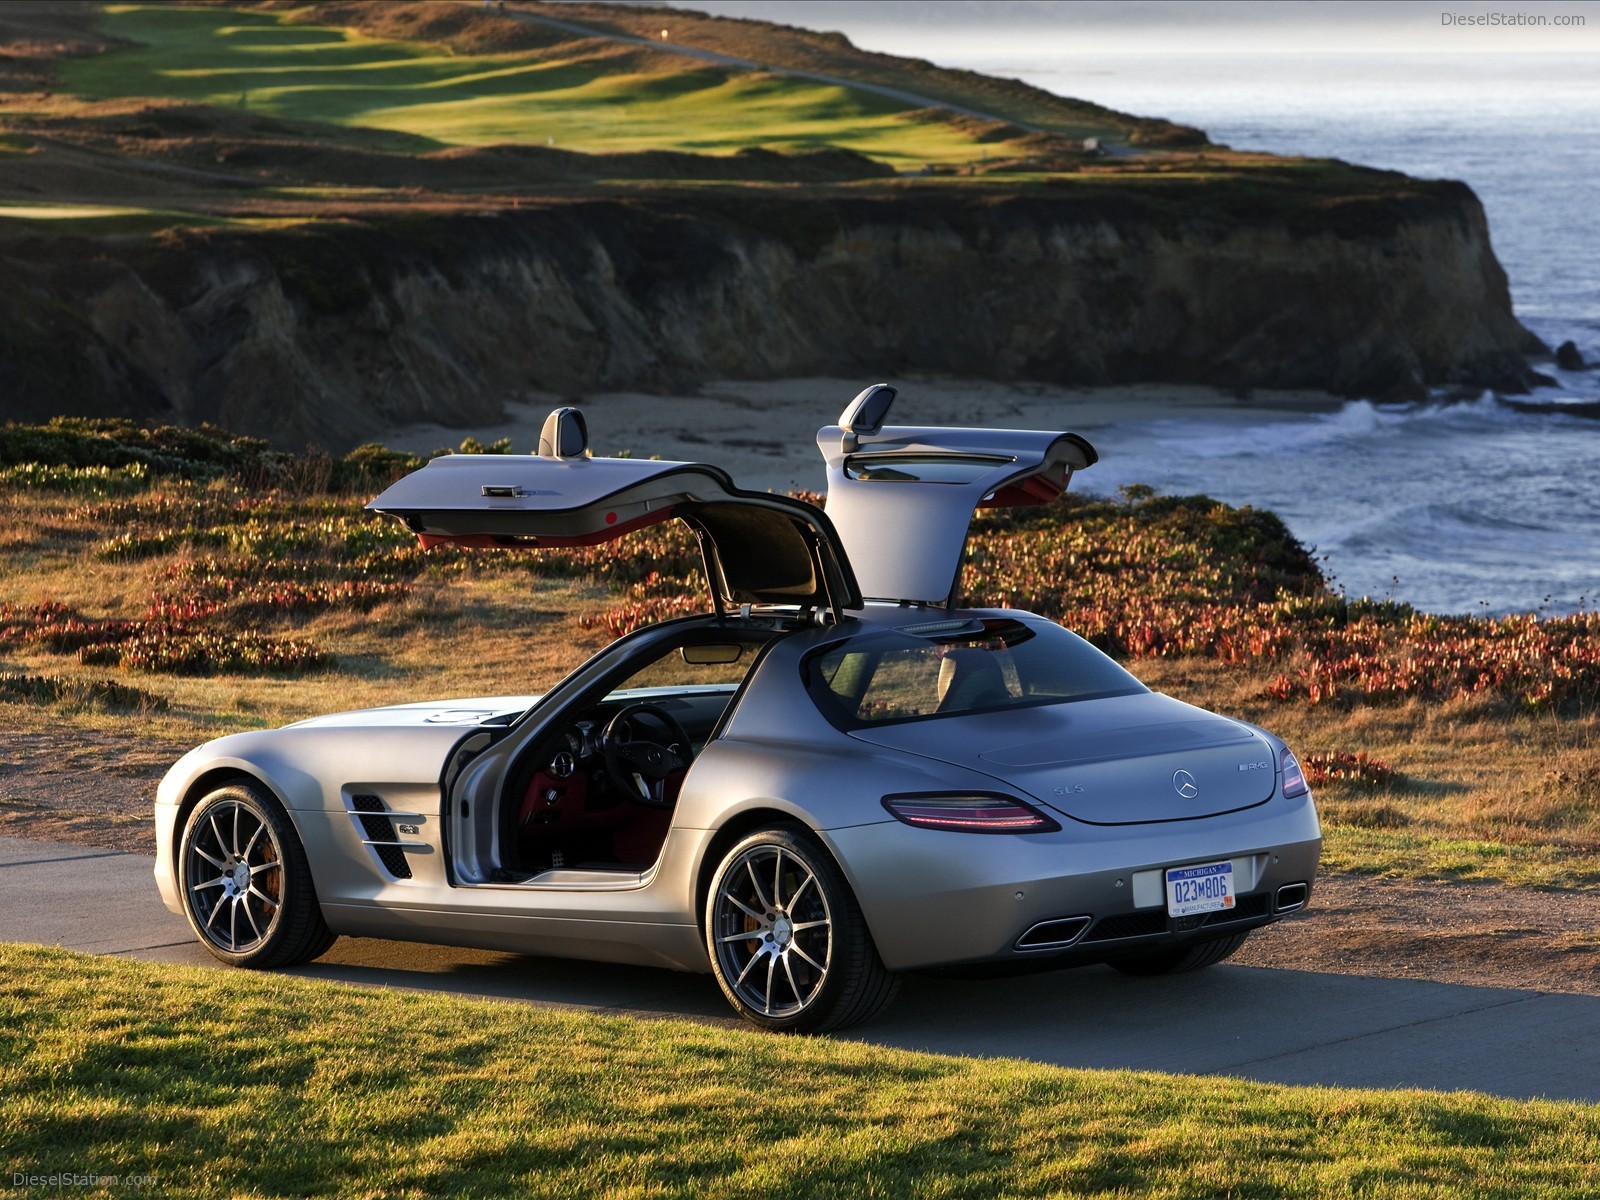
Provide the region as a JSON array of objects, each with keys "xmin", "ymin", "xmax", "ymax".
[
  {"xmin": 1280, "ymin": 748, "xmax": 1309, "ymax": 798},
  {"xmin": 881, "ymin": 793, "xmax": 1061, "ymax": 834}
]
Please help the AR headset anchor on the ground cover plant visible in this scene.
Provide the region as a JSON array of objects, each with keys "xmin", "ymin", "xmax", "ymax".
[
  {"xmin": 1, "ymin": 942, "xmax": 1597, "ymax": 1199},
  {"xmin": 3, "ymin": 417, "xmax": 1600, "ymax": 887}
]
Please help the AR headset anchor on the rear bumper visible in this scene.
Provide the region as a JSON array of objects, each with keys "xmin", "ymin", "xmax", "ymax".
[{"xmin": 823, "ymin": 797, "xmax": 1322, "ymax": 972}]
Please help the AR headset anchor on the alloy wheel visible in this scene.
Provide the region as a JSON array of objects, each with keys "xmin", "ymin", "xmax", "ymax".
[
  {"xmin": 710, "ymin": 843, "xmax": 834, "ymax": 1019},
  {"xmin": 184, "ymin": 798, "xmax": 284, "ymax": 955}
]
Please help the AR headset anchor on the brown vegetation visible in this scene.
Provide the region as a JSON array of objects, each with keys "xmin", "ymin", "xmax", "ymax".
[
  {"xmin": 281, "ymin": 0, "xmax": 584, "ymax": 57},
  {"xmin": 0, "ymin": 1, "xmax": 108, "ymax": 94},
  {"xmin": 4, "ymin": 422, "xmax": 1600, "ymax": 995}
]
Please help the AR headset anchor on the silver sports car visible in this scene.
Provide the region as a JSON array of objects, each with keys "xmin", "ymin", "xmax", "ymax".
[{"xmin": 155, "ymin": 385, "xmax": 1320, "ymax": 1031}]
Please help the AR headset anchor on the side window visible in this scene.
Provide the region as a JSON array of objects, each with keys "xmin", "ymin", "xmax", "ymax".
[
  {"xmin": 609, "ymin": 639, "xmax": 760, "ymax": 694},
  {"xmin": 808, "ymin": 620, "xmax": 1145, "ymax": 727}
]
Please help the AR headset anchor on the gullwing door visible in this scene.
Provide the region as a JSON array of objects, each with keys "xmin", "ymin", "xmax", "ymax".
[
  {"xmin": 817, "ymin": 385, "xmax": 1098, "ymax": 606},
  {"xmin": 367, "ymin": 408, "xmax": 861, "ymax": 617}
]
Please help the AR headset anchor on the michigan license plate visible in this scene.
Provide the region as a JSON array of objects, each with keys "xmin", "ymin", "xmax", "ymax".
[{"xmin": 1165, "ymin": 860, "xmax": 1236, "ymax": 918}]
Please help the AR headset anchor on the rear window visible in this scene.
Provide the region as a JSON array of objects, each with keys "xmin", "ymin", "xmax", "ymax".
[{"xmin": 806, "ymin": 618, "xmax": 1145, "ymax": 728}]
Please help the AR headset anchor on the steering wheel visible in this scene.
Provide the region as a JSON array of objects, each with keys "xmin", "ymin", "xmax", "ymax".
[{"xmin": 601, "ymin": 702, "xmax": 694, "ymax": 808}]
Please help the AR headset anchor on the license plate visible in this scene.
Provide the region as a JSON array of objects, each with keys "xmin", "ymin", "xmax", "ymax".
[{"xmin": 1165, "ymin": 860, "xmax": 1236, "ymax": 918}]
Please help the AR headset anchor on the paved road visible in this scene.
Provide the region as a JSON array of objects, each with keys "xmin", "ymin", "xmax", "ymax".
[
  {"xmin": 5, "ymin": 834, "xmax": 1597, "ymax": 1102},
  {"xmin": 508, "ymin": 8, "xmax": 1043, "ymax": 134}
]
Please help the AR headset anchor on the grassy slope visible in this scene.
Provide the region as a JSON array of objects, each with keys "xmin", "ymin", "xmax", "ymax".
[
  {"xmin": 518, "ymin": 0, "xmax": 1197, "ymax": 144},
  {"xmin": 3, "ymin": 943, "xmax": 1598, "ymax": 1199},
  {"xmin": 56, "ymin": 3, "xmax": 1005, "ymax": 164},
  {"xmin": 0, "ymin": 0, "xmax": 1444, "ymax": 240},
  {"xmin": 3, "ymin": 428, "xmax": 1599, "ymax": 890}
]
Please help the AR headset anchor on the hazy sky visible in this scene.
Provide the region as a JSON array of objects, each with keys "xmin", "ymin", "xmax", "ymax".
[{"xmin": 662, "ymin": 1, "xmax": 1599, "ymax": 56}]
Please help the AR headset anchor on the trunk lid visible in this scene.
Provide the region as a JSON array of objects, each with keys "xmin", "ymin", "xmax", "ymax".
[{"xmin": 848, "ymin": 692, "xmax": 1277, "ymax": 825}]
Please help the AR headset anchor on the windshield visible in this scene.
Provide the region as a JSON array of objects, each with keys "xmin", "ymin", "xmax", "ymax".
[{"xmin": 806, "ymin": 618, "xmax": 1146, "ymax": 728}]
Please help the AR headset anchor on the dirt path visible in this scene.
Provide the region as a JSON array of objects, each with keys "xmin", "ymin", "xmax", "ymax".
[
  {"xmin": 5, "ymin": 726, "xmax": 1597, "ymax": 996},
  {"xmin": 0, "ymin": 728, "xmax": 183, "ymax": 855},
  {"xmin": 1236, "ymin": 878, "xmax": 1600, "ymax": 997}
]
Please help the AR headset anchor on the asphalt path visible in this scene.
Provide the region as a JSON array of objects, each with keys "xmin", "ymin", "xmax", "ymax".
[{"xmin": 5, "ymin": 833, "xmax": 1598, "ymax": 1103}]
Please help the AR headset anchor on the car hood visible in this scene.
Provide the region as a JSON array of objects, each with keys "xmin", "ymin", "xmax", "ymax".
[
  {"xmin": 282, "ymin": 695, "xmax": 540, "ymax": 730},
  {"xmin": 847, "ymin": 691, "xmax": 1277, "ymax": 825}
]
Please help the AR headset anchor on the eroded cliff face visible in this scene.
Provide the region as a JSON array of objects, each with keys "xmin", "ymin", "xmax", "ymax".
[{"xmin": 0, "ymin": 181, "xmax": 1539, "ymax": 448}]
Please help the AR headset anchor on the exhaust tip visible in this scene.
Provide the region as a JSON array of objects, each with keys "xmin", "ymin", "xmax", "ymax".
[
  {"xmin": 1015, "ymin": 915, "xmax": 1092, "ymax": 951},
  {"xmin": 1276, "ymin": 882, "xmax": 1309, "ymax": 913}
]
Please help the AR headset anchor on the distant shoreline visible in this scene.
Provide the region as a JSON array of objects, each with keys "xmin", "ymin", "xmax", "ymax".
[{"xmin": 373, "ymin": 378, "xmax": 1347, "ymax": 496}]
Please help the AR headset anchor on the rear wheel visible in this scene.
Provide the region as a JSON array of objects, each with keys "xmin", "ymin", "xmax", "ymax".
[
  {"xmin": 705, "ymin": 825, "xmax": 899, "ymax": 1032},
  {"xmin": 179, "ymin": 781, "xmax": 335, "ymax": 968},
  {"xmin": 1110, "ymin": 930, "xmax": 1250, "ymax": 976}
]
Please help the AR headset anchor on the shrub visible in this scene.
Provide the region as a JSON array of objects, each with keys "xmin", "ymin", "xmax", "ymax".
[
  {"xmin": 0, "ymin": 461, "xmax": 150, "ymax": 495},
  {"xmin": 1303, "ymin": 751, "xmax": 1400, "ymax": 790},
  {"xmin": 80, "ymin": 631, "xmax": 334, "ymax": 675},
  {"xmin": 0, "ymin": 670, "xmax": 167, "ymax": 711}
]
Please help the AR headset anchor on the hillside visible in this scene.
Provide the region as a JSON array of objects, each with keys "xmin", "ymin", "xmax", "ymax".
[
  {"xmin": 0, "ymin": 1, "xmax": 1545, "ymax": 443},
  {"xmin": 4, "ymin": 415, "xmax": 1600, "ymax": 897}
]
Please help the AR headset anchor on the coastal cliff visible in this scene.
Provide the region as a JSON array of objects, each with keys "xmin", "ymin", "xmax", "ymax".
[{"xmin": 0, "ymin": 173, "xmax": 1539, "ymax": 449}]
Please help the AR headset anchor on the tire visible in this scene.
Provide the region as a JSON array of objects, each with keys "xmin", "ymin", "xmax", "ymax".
[
  {"xmin": 178, "ymin": 781, "xmax": 336, "ymax": 968},
  {"xmin": 1110, "ymin": 930, "xmax": 1251, "ymax": 977},
  {"xmin": 705, "ymin": 824, "xmax": 899, "ymax": 1032}
]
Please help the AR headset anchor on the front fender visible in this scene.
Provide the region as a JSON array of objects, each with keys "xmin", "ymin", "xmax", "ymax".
[{"xmin": 154, "ymin": 724, "xmax": 476, "ymax": 914}]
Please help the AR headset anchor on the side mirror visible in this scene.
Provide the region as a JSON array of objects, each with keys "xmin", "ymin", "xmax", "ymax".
[
  {"xmin": 538, "ymin": 407, "xmax": 589, "ymax": 459},
  {"xmin": 839, "ymin": 383, "xmax": 897, "ymax": 451}
]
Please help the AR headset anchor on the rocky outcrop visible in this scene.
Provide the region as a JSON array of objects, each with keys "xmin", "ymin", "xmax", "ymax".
[{"xmin": 0, "ymin": 175, "xmax": 1542, "ymax": 448}]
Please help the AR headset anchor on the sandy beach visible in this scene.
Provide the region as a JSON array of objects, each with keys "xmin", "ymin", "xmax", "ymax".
[{"xmin": 376, "ymin": 378, "xmax": 1347, "ymax": 495}]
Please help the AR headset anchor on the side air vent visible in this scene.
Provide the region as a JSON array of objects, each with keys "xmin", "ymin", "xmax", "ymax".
[
  {"xmin": 1015, "ymin": 915, "xmax": 1092, "ymax": 951},
  {"xmin": 350, "ymin": 794, "xmax": 413, "ymax": 880}
]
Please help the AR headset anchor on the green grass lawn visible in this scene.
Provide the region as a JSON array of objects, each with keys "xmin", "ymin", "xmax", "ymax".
[
  {"xmin": 2, "ymin": 943, "xmax": 1597, "ymax": 1198},
  {"xmin": 62, "ymin": 4, "xmax": 991, "ymax": 164}
]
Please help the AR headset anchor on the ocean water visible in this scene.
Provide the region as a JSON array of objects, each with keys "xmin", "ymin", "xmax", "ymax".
[{"xmin": 920, "ymin": 50, "xmax": 1600, "ymax": 615}]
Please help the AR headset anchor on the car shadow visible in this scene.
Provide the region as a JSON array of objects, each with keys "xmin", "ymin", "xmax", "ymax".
[
  {"xmin": 22, "ymin": 836, "xmax": 1591, "ymax": 1102},
  {"xmin": 287, "ymin": 937, "xmax": 1600, "ymax": 1103}
]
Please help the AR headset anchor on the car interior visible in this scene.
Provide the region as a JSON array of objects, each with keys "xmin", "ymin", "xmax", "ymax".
[{"xmin": 496, "ymin": 630, "xmax": 775, "ymax": 878}]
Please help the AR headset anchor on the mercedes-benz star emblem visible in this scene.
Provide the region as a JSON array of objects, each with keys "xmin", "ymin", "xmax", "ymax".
[{"xmin": 1172, "ymin": 769, "xmax": 1199, "ymax": 799}]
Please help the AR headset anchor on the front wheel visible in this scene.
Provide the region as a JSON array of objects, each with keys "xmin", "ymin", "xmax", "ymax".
[
  {"xmin": 705, "ymin": 825, "xmax": 899, "ymax": 1032},
  {"xmin": 178, "ymin": 781, "xmax": 335, "ymax": 968},
  {"xmin": 1110, "ymin": 930, "xmax": 1251, "ymax": 976}
]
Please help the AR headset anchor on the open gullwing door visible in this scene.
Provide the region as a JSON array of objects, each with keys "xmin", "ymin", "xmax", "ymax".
[
  {"xmin": 367, "ymin": 407, "xmax": 861, "ymax": 618},
  {"xmin": 817, "ymin": 384, "xmax": 1097, "ymax": 606}
]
